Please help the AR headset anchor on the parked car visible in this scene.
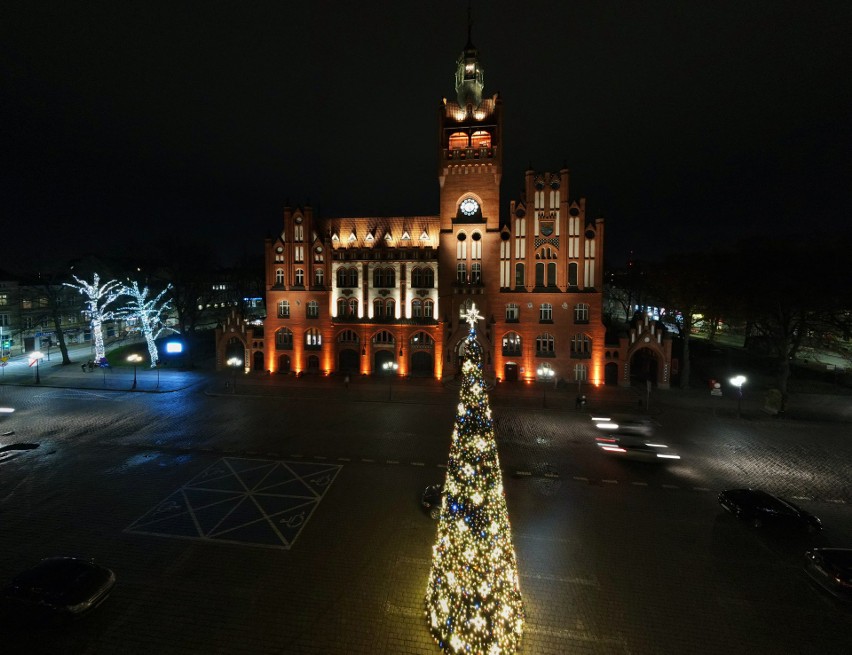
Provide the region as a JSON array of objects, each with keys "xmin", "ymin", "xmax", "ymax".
[
  {"xmin": 2, "ymin": 557, "xmax": 116, "ymax": 619},
  {"xmin": 421, "ymin": 484, "xmax": 444, "ymax": 519},
  {"xmin": 718, "ymin": 489, "xmax": 822, "ymax": 534},
  {"xmin": 805, "ymin": 548, "xmax": 852, "ymax": 601}
]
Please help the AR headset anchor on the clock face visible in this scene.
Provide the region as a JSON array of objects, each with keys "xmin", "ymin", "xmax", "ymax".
[{"xmin": 460, "ymin": 198, "xmax": 479, "ymax": 216}]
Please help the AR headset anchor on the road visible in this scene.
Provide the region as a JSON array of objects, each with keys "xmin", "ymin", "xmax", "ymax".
[{"xmin": 0, "ymin": 376, "xmax": 850, "ymax": 654}]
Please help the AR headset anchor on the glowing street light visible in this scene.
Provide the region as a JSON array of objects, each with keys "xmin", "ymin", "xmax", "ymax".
[
  {"xmin": 730, "ymin": 374, "xmax": 747, "ymax": 418},
  {"xmin": 127, "ymin": 353, "xmax": 143, "ymax": 390},
  {"xmin": 29, "ymin": 351, "xmax": 44, "ymax": 385},
  {"xmin": 383, "ymin": 360, "xmax": 399, "ymax": 400},
  {"xmin": 537, "ymin": 365, "xmax": 555, "ymax": 408},
  {"xmin": 227, "ymin": 357, "xmax": 242, "ymax": 392}
]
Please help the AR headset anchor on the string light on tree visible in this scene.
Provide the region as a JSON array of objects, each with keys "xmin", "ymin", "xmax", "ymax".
[
  {"xmin": 425, "ymin": 303, "xmax": 524, "ymax": 654},
  {"xmin": 117, "ymin": 281, "xmax": 176, "ymax": 367},
  {"xmin": 65, "ymin": 274, "xmax": 121, "ymax": 363}
]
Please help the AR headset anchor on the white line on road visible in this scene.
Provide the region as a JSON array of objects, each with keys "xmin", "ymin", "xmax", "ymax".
[
  {"xmin": 521, "ymin": 572, "xmax": 599, "ymax": 586},
  {"xmin": 573, "ymin": 476, "xmax": 588, "ymax": 481},
  {"xmin": 386, "ymin": 460, "xmax": 399, "ymax": 464},
  {"xmin": 826, "ymin": 499, "xmax": 846, "ymax": 504},
  {"xmin": 361, "ymin": 458, "xmax": 375, "ymax": 463},
  {"xmin": 411, "ymin": 461, "xmax": 425, "ymax": 466},
  {"xmin": 693, "ymin": 487, "xmax": 711, "ymax": 491},
  {"xmin": 337, "ymin": 457, "xmax": 351, "ymax": 462},
  {"xmin": 602, "ymin": 479, "xmax": 618, "ymax": 484},
  {"xmin": 662, "ymin": 484, "xmax": 679, "ymax": 489},
  {"xmin": 631, "ymin": 481, "xmax": 648, "ymax": 486}
]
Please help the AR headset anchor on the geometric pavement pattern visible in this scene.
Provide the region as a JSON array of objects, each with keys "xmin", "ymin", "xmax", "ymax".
[{"xmin": 125, "ymin": 458, "xmax": 342, "ymax": 550}]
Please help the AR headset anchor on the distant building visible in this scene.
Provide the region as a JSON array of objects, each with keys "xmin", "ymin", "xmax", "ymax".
[{"xmin": 218, "ymin": 36, "xmax": 618, "ymax": 386}]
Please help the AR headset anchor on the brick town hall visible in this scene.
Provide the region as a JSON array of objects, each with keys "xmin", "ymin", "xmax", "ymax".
[{"xmin": 216, "ymin": 35, "xmax": 671, "ymax": 389}]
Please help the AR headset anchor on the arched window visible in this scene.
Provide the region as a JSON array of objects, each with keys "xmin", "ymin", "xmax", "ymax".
[
  {"xmin": 277, "ymin": 300, "xmax": 290, "ymax": 318},
  {"xmin": 373, "ymin": 298, "xmax": 384, "ymax": 318},
  {"xmin": 535, "ymin": 262, "xmax": 545, "ymax": 287},
  {"xmin": 422, "ymin": 268, "xmax": 434, "ymax": 287},
  {"xmin": 275, "ymin": 327, "xmax": 293, "ymax": 350},
  {"xmin": 412, "ymin": 268, "xmax": 422, "ymax": 288},
  {"xmin": 373, "ymin": 267, "xmax": 394, "ymax": 288},
  {"xmin": 348, "ymin": 298, "xmax": 358, "ymax": 317},
  {"xmin": 305, "ymin": 328, "xmax": 322, "ymax": 348},
  {"xmin": 471, "ymin": 263, "xmax": 482, "ymax": 284},
  {"xmin": 410, "ymin": 331, "xmax": 434, "ymax": 347},
  {"xmin": 471, "ymin": 130, "xmax": 491, "ymax": 148},
  {"xmin": 515, "ymin": 263, "xmax": 525, "ymax": 287},
  {"xmin": 306, "ymin": 301, "xmax": 319, "ymax": 318},
  {"xmin": 456, "ymin": 263, "xmax": 467, "ymax": 284},
  {"xmin": 295, "ymin": 269, "xmax": 305, "ymax": 286},
  {"xmin": 571, "ymin": 333, "xmax": 592, "ymax": 357},
  {"xmin": 338, "ymin": 330, "xmax": 359, "ymax": 343},
  {"xmin": 568, "ymin": 262, "xmax": 578, "ymax": 287},
  {"xmin": 385, "ymin": 298, "xmax": 395, "ymax": 319},
  {"xmin": 373, "ymin": 330, "xmax": 394, "ymax": 344},
  {"xmin": 502, "ymin": 332, "xmax": 521, "ymax": 356},
  {"xmin": 336, "ymin": 268, "xmax": 347, "ymax": 287},
  {"xmin": 275, "ymin": 269, "xmax": 284, "ymax": 285},
  {"xmin": 385, "ymin": 268, "xmax": 395, "ymax": 287},
  {"xmin": 412, "ymin": 299, "xmax": 422, "ymax": 318},
  {"xmin": 536, "ymin": 333, "xmax": 555, "ymax": 355},
  {"xmin": 424, "ymin": 300, "xmax": 434, "ymax": 318},
  {"xmin": 314, "ymin": 268, "xmax": 324, "ymax": 287},
  {"xmin": 337, "ymin": 298, "xmax": 347, "ymax": 317},
  {"xmin": 547, "ymin": 262, "xmax": 556, "ymax": 287},
  {"xmin": 448, "ymin": 131, "xmax": 468, "ymax": 150},
  {"xmin": 348, "ymin": 268, "xmax": 358, "ymax": 287}
]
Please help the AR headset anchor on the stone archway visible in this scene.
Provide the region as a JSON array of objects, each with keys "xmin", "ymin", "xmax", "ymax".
[
  {"xmin": 224, "ymin": 337, "xmax": 245, "ymax": 365},
  {"xmin": 629, "ymin": 348, "xmax": 659, "ymax": 387},
  {"xmin": 374, "ymin": 349, "xmax": 395, "ymax": 375}
]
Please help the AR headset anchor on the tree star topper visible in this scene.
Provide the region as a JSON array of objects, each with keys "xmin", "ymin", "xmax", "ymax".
[{"xmin": 464, "ymin": 304, "xmax": 482, "ymax": 328}]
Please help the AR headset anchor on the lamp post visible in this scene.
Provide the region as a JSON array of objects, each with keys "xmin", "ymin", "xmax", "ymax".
[
  {"xmin": 227, "ymin": 357, "xmax": 242, "ymax": 392},
  {"xmin": 127, "ymin": 354, "xmax": 142, "ymax": 390},
  {"xmin": 537, "ymin": 366, "xmax": 555, "ymax": 408},
  {"xmin": 730, "ymin": 375, "xmax": 746, "ymax": 418},
  {"xmin": 383, "ymin": 361, "xmax": 398, "ymax": 400},
  {"xmin": 29, "ymin": 351, "xmax": 44, "ymax": 385}
]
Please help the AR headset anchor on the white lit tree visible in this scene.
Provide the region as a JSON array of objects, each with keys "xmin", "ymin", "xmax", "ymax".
[
  {"xmin": 65, "ymin": 273, "xmax": 121, "ymax": 363},
  {"xmin": 117, "ymin": 281, "xmax": 175, "ymax": 367},
  {"xmin": 426, "ymin": 304, "xmax": 524, "ymax": 654}
]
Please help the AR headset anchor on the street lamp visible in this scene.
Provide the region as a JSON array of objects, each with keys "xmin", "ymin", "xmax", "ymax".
[
  {"xmin": 227, "ymin": 357, "xmax": 242, "ymax": 392},
  {"xmin": 383, "ymin": 361, "xmax": 399, "ymax": 400},
  {"xmin": 730, "ymin": 375, "xmax": 747, "ymax": 418},
  {"xmin": 29, "ymin": 351, "xmax": 44, "ymax": 385},
  {"xmin": 127, "ymin": 354, "xmax": 143, "ymax": 390},
  {"xmin": 537, "ymin": 365, "xmax": 555, "ymax": 408}
]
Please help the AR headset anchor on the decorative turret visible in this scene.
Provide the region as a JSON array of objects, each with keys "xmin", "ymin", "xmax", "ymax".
[{"xmin": 454, "ymin": 20, "xmax": 484, "ymax": 111}]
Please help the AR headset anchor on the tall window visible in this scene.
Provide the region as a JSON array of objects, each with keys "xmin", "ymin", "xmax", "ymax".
[
  {"xmin": 536, "ymin": 333, "xmax": 555, "ymax": 355},
  {"xmin": 348, "ymin": 268, "xmax": 358, "ymax": 287},
  {"xmin": 471, "ymin": 232, "xmax": 482, "ymax": 259},
  {"xmin": 568, "ymin": 262, "xmax": 578, "ymax": 286},
  {"xmin": 574, "ymin": 363, "xmax": 588, "ymax": 382},
  {"xmin": 336, "ymin": 268, "xmax": 348, "ymax": 287},
  {"xmin": 515, "ymin": 263, "xmax": 525, "ymax": 287},
  {"xmin": 275, "ymin": 269, "xmax": 284, "ymax": 285},
  {"xmin": 412, "ymin": 299, "xmax": 422, "ymax": 318},
  {"xmin": 314, "ymin": 268, "xmax": 324, "ymax": 287},
  {"xmin": 348, "ymin": 298, "xmax": 358, "ymax": 316},
  {"xmin": 277, "ymin": 300, "xmax": 290, "ymax": 318},
  {"xmin": 547, "ymin": 262, "xmax": 556, "ymax": 287},
  {"xmin": 412, "ymin": 267, "xmax": 435, "ymax": 288},
  {"xmin": 502, "ymin": 332, "xmax": 521, "ymax": 356},
  {"xmin": 385, "ymin": 299, "xmax": 395, "ymax": 319},
  {"xmin": 294, "ymin": 225, "xmax": 304, "ymax": 242},
  {"xmin": 471, "ymin": 263, "xmax": 482, "ymax": 284},
  {"xmin": 571, "ymin": 333, "xmax": 592, "ymax": 356},
  {"xmin": 424, "ymin": 299, "xmax": 434, "ymax": 318},
  {"xmin": 539, "ymin": 303, "xmax": 553, "ymax": 322},
  {"xmin": 338, "ymin": 329, "xmax": 359, "ymax": 343},
  {"xmin": 294, "ymin": 246, "xmax": 304, "ymax": 263},
  {"xmin": 307, "ymin": 301, "xmax": 319, "ymax": 318},
  {"xmin": 456, "ymin": 263, "xmax": 467, "ymax": 284},
  {"xmin": 505, "ymin": 303, "xmax": 519, "ymax": 321},
  {"xmin": 373, "ymin": 267, "xmax": 395, "ymax": 288},
  {"xmin": 574, "ymin": 303, "xmax": 589, "ymax": 323},
  {"xmin": 373, "ymin": 330, "xmax": 394, "ymax": 344},
  {"xmin": 373, "ymin": 298, "xmax": 384, "ymax": 318},
  {"xmin": 295, "ymin": 269, "xmax": 305, "ymax": 286}
]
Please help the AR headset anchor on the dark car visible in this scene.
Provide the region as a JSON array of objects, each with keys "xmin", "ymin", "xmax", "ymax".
[
  {"xmin": 805, "ymin": 548, "xmax": 852, "ymax": 601},
  {"xmin": 595, "ymin": 435, "xmax": 681, "ymax": 462},
  {"xmin": 421, "ymin": 484, "xmax": 444, "ymax": 519},
  {"xmin": 718, "ymin": 488, "xmax": 822, "ymax": 533},
  {"xmin": 2, "ymin": 557, "xmax": 116, "ymax": 619}
]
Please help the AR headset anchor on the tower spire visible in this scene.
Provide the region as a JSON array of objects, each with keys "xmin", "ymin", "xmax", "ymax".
[{"xmin": 455, "ymin": 3, "xmax": 484, "ymax": 110}]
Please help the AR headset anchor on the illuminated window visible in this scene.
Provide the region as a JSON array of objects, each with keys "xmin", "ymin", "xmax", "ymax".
[
  {"xmin": 412, "ymin": 299, "xmax": 422, "ymax": 318},
  {"xmin": 295, "ymin": 269, "xmax": 304, "ymax": 286},
  {"xmin": 471, "ymin": 263, "xmax": 481, "ymax": 284},
  {"xmin": 424, "ymin": 300, "xmax": 434, "ymax": 318},
  {"xmin": 305, "ymin": 328, "xmax": 322, "ymax": 348},
  {"xmin": 277, "ymin": 300, "xmax": 290, "ymax": 318},
  {"xmin": 348, "ymin": 298, "xmax": 358, "ymax": 316},
  {"xmin": 540, "ymin": 303, "xmax": 553, "ymax": 322},
  {"xmin": 471, "ymin": 130, "xmax": 491, "ymax": 148},
  {"xmin": 505, "ymin": 303, "xmax": 519, "ymax": 321},
  {"xmin": 449, "ymin": 132, "xmax": 468, "ymax": 150},
  {"xmin": 275, "ymin": 269, "xmax": 284, "ymax": 285},
  {"xmin": 314, "ymin": 268, "xmax": 324, "ymax": 286},
  {"xmin": 456, "ymin": 263, "xmax": 467, "ymax": 284},
  {"xmin": 574, "ymin": 363, "xmax": 588, "ymax": 381},
  {"xmin": 502, "ymin": 332, "xmax": 521, "ymax": 356},
  {"xmin": 385, "ymin": 299, "xmax": 395, "ymax": 319},
  {"xmin": 574, "ymin": 303, "xmax": 589, "ymax": 323},
  {"xmin": 373, "ymin": 298, "xmax": 384, "ymax": 318}
]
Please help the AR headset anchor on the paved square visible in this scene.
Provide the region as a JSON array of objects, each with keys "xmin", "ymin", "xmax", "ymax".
[{"xmin": 126, "ymin": 457, "xmax": 342, "ymax": 549}]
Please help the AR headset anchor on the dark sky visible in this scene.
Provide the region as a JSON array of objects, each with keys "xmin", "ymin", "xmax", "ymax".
[{"xmin": 2, "ymin": 1, "xmax": 850, "ymax": 271}]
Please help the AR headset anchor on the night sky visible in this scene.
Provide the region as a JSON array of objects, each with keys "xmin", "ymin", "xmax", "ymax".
[{"xmin": 2, "ymin": 1, "xmax": 850, "ymax": 271}]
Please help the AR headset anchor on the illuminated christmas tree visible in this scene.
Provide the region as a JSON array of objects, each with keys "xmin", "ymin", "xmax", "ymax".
[
  {"xmin": 426, "ymin": 304, "xmax": 524, "ymax": 654},
  {"xmin": 117, "ymin": 281, "xmax": 175, "ymax": 367},
  {"xmin": 65, "ymin": 273, "xmax": 121, "ymax": 363}
]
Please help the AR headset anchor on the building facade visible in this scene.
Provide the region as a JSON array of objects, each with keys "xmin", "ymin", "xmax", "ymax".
[{"xmin": 217, "ymin": 38, "xmax": 607, "ymax": 386}]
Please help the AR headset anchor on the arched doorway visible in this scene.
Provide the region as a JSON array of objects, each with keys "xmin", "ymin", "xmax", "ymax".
[
  {"xmin": 338, "ymin": 348, "xmax": 359, "ymax": 374},
  {"xmin": 411, "ymin": 351, "xmax": 433, "ymax": 377},
  {"xmin": 252, "ymin": 351, "xmax": 264, "ymax": 372},
  {"xmin": 503, "ymin": 361, "xmax": 519, "ymax": 382},
  {"xmin": 307, "ymin": 355, "xmax": 320, "ymax": 374},
  {"xmin": 630, "ymin": 348, "xmax": 658, "ymax": 387},
  {"xmin": 277, "ymin": 354, "xmax": 291, "ymax": 374},
  {"xmin": 225, "ymin": 337, "xmax": 244, "ymax": 362},
  {"xmin": 374, "ymin": 350, "xmax": 395, "ymax": 374},
  {"xmin": 605, "ymin": 362, "xmax": 618, "ymax": 385}
]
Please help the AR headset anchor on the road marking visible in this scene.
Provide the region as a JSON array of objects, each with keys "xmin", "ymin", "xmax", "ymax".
[
  {"xmin": 693, "ymin": 487, "xmax": 711, "ymax": 491},
  {"xmin": 290, "ymin": 454, "xmax": 304, "ymax": 458},
  {"xmin": 515, "ymin": 471, "xmax": 532, "ymax": 477},
  {"xmin": 384, "ymin": 602, "xmax": 421, "ymax": 618},
  {"xmin": 521, "ymin": 572, "xmax": 599, "ymax": 586},
  {"xmin": 631, "ymin": 481, "xmax": 648, "ymax": 486},
  {"xmin": 337, "ymin": 457, "xmax": 351, "ymax": 462},
  {"xmin": 386, "ymin": 460, "xmax": 399, "ymax": 464},
  {"xmin": 361, "ymin": 458, "xmax": 375, "ymax": 463},
  {"xmin": 543, "ymin": 472, "xmax": 559, "ymax": 479},
  {"xmin": 516, "ymin": 534, "xmax": 571, "ymax": 544},
  {"xmin": 792, "ymin": 496, "xmax": 811, "ymax": 501},
  {"xmin": 826, "ymin": 499, "xmax": 846, "ymax": 504},
  {"xmin": 411, "ymin": 461, "xmax": 425, "ymax": 466},
  {"xmin": 314, "ymin": 455, "xmax": 327, "ymax": 460},
  {"xmin": 602, "ymin": 479, "xmax": 618, "ymax": 484},
  {"xmin": 662, "ymin": 484, "xmax": 679, "ymax": 489},
  {"xmin": 573, "ymin": 476, "xmax": 588, "ymax": 481}
]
